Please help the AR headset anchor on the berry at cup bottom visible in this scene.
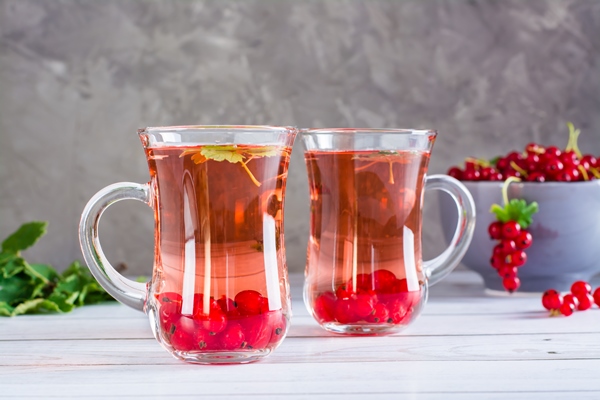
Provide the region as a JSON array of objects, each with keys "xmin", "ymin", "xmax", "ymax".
[
  {"xmin": 156, "ymin": 290, "xmax": 287, "ymax": 352},
  {"xmin": 311, "ymin": 269, "xmax": 421, "ymax": 326}
]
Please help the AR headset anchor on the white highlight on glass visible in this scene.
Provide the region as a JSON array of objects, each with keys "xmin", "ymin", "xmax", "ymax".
[
  {"xmin": 181, "ymin": 182, "xmax": 197, "ymax": 316},
  {"xmin": 403, "ymin": 226, "xmax": 420, "ymax": 291},
  {"xmin": 263, "ymin": 214, "xmax": 282, "ymax": 311}
]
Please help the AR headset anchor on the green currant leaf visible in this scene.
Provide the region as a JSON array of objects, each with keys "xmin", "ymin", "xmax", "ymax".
[
  {"xmin": 200, "ymin": 145, "xmax": 245, "ymax": 163},
  {"xmin": 1, "ymin": 221, "xmax": 48, "ymax": 255},
  {"xmin": 0, "ymin": 302, "xmax": 14, "ymax": 316},
  {"xmin": 490, "ymin": 199, "xmax": 538, "ymax": 229},
  {"xmin": 243, "ymin": 146, "xmax": 280, "ymax": 158}
]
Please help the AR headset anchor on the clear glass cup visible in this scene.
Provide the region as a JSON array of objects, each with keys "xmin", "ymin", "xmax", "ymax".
[
  {"xmin": 79, "ymin": 125, "xmax": 297, "ymax": 363},
  {"xmin": 301, "ymin": 128, "xmax": 475, "ymax": 335}
]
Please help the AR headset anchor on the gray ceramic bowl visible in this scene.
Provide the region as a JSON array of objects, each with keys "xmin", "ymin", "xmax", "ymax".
[{"xmin": 439, "ymin": 180, "xmax": 600, "ymax": 293}]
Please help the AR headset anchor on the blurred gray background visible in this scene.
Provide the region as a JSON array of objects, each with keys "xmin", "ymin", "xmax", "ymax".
[{"xmin": 1, "ymin": 0, "xmax": 599, "ymax": 276}]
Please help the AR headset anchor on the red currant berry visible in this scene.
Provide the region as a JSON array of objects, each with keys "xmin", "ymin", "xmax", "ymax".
[
  {"xmin": 575, "ymin": 293, "xmax": 594, "ymax": 311},
  {"xmin": 498, "ymin": 266, "xmax": 518, "ymax": 279},
  {"xmin": 542, "ymin": 289, "xmax": 562, "ymax": 311},
  {"xmin": 525, "ymin": 142, "xmax": 544, "ymax": 154},
  {"xmin": 196, "ymin": 308, "xmax": 227, "ymax": 335},
  {"xmin": 501, "ymin": 221, "xmax": 521, "ymax": 239},
  {"xmin": 371, "ymin": 269, "xmax": 397, "ymax": 293},
  {"xmin": 480, "ymin": 167, "xmax": 494, "ymax": 180},
  {"xmin": 526, "ymin": 172, "xmax": 546, "ymax": 182},
  {"xmin": 555, "ymin": 167, "xmax": 580, "ymax": 182},
  {"xmin": 514, "ymin": 230, "xmax": 533, "ymax": 250},
  {"xmin": 488, "ymin": 221, "xmax": 503, "ymax": 240},
  {"xmin": 508, "ymin": 250, "xmax": 527, "ymax": 267},
  {"xmin": 447, "ymin": 166, "xmax": 463, "ymax": 180},
  {"xmin": 562, "ymin": 294, "xmax": 579, "ymax": 310},
  {"xmin": 269, "ymin": 312, "xmax": 287, "ymax": 345},
  {"xmin": 545, "ymin": 146, "xmax": 562, "ymax": 158},
  {"xmin": 313, "ymin": 291, "xmax": 336, "ymax": 322},
  {"xmin": 336, "ymin": 285, "xmax": 353, "ymax": 299},
  {"xmin": 334, "ymin": 298, "xmax": 358, "ymax": 323},
  {"xmin": 489, "ymin": 171, "xmax": 504, "ymax": 181},
  {"xmin": 593, "ymin": 287, "xmax": 600, "ymax": 307},
  {"xmin": 220, "ymin": 322, "xmax": 245, "ymax": 350},
  {"xmin": 240, "ymin": 313, "xmax": 271, "ymax": 349},
  {"xmin": 235, "ymin": 290, "xmax": 265, "ymax": 316},
  {"xmin": 502, "ymin": 276, "xmax": 520, "ymax": 293},
  {"xmin": 216, "ymin": 295, "xmax": 237, "ymax": 316},
  {"xmin": 496, "ymin": 157, "xmax": 509, "ymax": 171},
  {"xmin": 543, "ymin": 159, "xmax": 564, "ymax": 177},
  {"xmin": 498, "ymin": 240, "xmax": 517, "ymax": 255},
  {"xmin": 366, "ymin": 303, "xmax": 390, "ymax": 324},
  {"xmin": 463, "ymin": 169, "xmax": 481, "ymax": 181},
  {"xmin": 490, "ymin": 254, "xmax": 507, "ymax": 269},
  {"xmin": 345, "ymin": 273, "xmax": 372, "ymax": 293},
  {"xmin": 559, "ymin": 302, "xmax": 575, "ymax": 317},
  {"xmin": 352, "ymin": 293, "xmax": 376, "ymax": 318},
  {"xmin": 581, "ymin": 154, "xmax": 597, "ymax": 169},
  {"xmin": 169, "ymin": 315, "xmax": 197, "ymax": 351},
  {"xmin": 570, "ymin": 281, "xmax": 592, "ymax": 297},
  {"xmin": 390, "ymin": 278, "xmax": 409, "ymax": 293}
]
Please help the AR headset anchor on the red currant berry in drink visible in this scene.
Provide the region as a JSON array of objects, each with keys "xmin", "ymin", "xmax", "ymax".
[
  {"xmin": 559, "ymin": 302, "xmax": 575, "ymax": 317},
  {"xmin": 216, "ymin": 295, "xmax": 238, "ymax": 316},
  {"xmin": 235, "ymin": 290, "xmax": 264, "ymax": 316},
  {"xmin": 488, "ymin": 221, "xmax": 503, "ymax": 240},
  {"xmin": 562, "ymin": 294, "xmax": 579, "ymax": 310},
  {"xmin": 269, "ymin": 312, "xmax": 288, "ymax": 345},
  {"xmin": 390, "ymin": 278, "xmax": 409, "ymax": 293},
  {"xmin": 570, "ymin": 281, "xmax": 592, "ymax": 297},
  {"xmin": 508, "ymin": 250, "xmax": 527, "ymax": 267},
  {"xmin": 575, "ymin": 293, "xmax": 594, "ymax": 311},
  {"xmin": 447, "ymin": 166, "xmax": 463, "ymax": 180},
  {"xmin": 501, "ymin": 221, "xmax": 521, "ymax": 239},
  {"xmin": 593, "ymin": 287, "xmax": 600, "ymax": 307},
  {"xmin": 514, "ymin": 230, "xmax": 532, "ymax": 250},
  {"xmin": 240, "ymin": 313, "xmax": 271, "ymax": 349},
  {"xmin": 372, "ymin": 269, "xmax": 397, "ymax": 293},
  {"xmin": 352, "ymin": 293, "xmax": 376, "ymax": 318},
  {"xmin": 313, "ymin": 291, "xmax": 336, "ymax": 322},
  {"xmin": 346, "ymin": 273, "xmax": 372, "ymax": 293},
  {"xmin": 335, "ymin": 298, "xmax": 358, "ymax": 324},
  {"xmin": 170, "ymin": 315, "xmax": 197, "ymax": 351},
  {"xmin": 367, "ymin": 303, "xmax": 390, "ymax": 324},
  {"xmin": 336, "ymin": 285, "xmax": 353, "ymax": 299},
  {"xmin": 220, "ymin": 322, "xmax": 245, "ymax": 350},
  {"xmin": 502, "ymin": 276, "xmax": 520, "ymax": 293},
  {"xmin": 498, "ymin": 266, "xmax": 518, "ymax": 279},
  {"xmin": 541, "ymin": 289, "xmax": 562, "ymax": 311},
  {"xmin": 198, "ymin": 308, "xmax": 227, "ymax": 335}
]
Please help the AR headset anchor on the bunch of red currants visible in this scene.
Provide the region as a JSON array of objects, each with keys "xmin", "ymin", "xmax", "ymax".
[
  {"xmin": 488, "ymin": 220, "xmax": 532, "ymax": 292},
  {"xmin": 542, "ymin": 281, "xmax": 600, "ymax": 317},
  {"xmin": 447, "ymin": 125, "xmax": 599, "ymax": 182},
  {"xmin": 156, "ymin": 290, "xmax": 287, "ymax": 352}
]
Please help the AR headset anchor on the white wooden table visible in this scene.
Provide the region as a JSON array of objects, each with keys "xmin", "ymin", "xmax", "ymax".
[{"xmin": 2, "ymin": 270, "xmax": 600, "ymax": 399}]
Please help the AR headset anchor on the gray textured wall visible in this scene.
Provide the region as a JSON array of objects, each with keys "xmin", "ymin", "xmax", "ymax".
[{"xmin": 1, "ymin": 0, "xmax": 599, "ymax": 276}]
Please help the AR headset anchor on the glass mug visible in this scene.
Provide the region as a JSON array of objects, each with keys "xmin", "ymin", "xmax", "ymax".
[
  {"xmin": 301, "ymin": 128, "xmax": 475, "ymax": 335},
  {"xmin": 79, "ymin": 125, "xmax": 297, "ymax": 364}
]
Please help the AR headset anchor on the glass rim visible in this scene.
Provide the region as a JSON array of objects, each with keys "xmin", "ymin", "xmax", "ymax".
[
  {"xmin": 138, "ymin": 125, "xmax": 297, "ymax": 135},
  {"xmin": 301, "ymin": 128, "xmax": 437, "ymax": 136}
]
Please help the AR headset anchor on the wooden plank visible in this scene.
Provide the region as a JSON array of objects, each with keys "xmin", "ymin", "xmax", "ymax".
[
  {"xmin": 2, "ymin": 306, "xmax": 598, "ymax": 341},
  {"xmin": 0, "ymin": 360, "xmax": 599, "ymax": 396},
  {"xmin": 0, "ymin": 332, "xmax": 599, "ymax": 366}
]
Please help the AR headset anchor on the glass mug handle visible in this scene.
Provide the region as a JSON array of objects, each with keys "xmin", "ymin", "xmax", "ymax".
[
  {"xmin": 423, "ymin": 174, "xmax": 476, "ymax": 286},
  {"xmin": 79, "ymin": 182, "xmax": 150, "ymax": 311}
]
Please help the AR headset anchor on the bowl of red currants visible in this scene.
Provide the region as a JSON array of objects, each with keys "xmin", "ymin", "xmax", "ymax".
[{"xmin": 440, "ymin": 124, "xmax": 600, "ymax": 293}]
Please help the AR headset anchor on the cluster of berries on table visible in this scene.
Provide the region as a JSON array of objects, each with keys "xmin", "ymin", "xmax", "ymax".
[
  {"xmin": 156, "ymin": 290, "xmax": 286, "ymax": 352},
  {"xmin": 488, "ymin": 219, "xmax": 533, "ymax": 292},
  {"xmin": 542, "ymin": 281, "xmax": 600, "ymax": 317},
  {"xmin": 447, "ymin": 123, "xmax": 600, "ymax": 182},
  {"xmin": 312, "ymin": 269, "xmax": 421, "ymax": 326}
]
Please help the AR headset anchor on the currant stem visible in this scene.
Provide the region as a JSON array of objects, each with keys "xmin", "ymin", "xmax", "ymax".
[
  {"xmin": 502, "ymin": 176, "xmax": 521, "ymax": 206},
  {"xmin": 241, "ymin": 161, "xmax": 262, "ymax": 187},
  {"xmin": 509, "ymin": 161, "xmax": 528, "ymax": 178},
  {"xmin": 566, "ymin": 122, "xmax": 583, "ymax": 159},
  {"xmin": 578, "ymin": 164, "xmax": 590, "ymax": 181}
]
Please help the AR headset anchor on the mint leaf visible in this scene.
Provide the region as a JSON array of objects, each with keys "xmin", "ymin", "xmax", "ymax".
[
  {"xmin": 200, "ymin": 145, "xmax": 245, "ymax": 163},
  {"xmin": 12, "ymin": 298, "xmax": 62, "ymax": 316},
  {"xmin": 1, "ymin": 221, "xmax": 48, "ymax": 254}
]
